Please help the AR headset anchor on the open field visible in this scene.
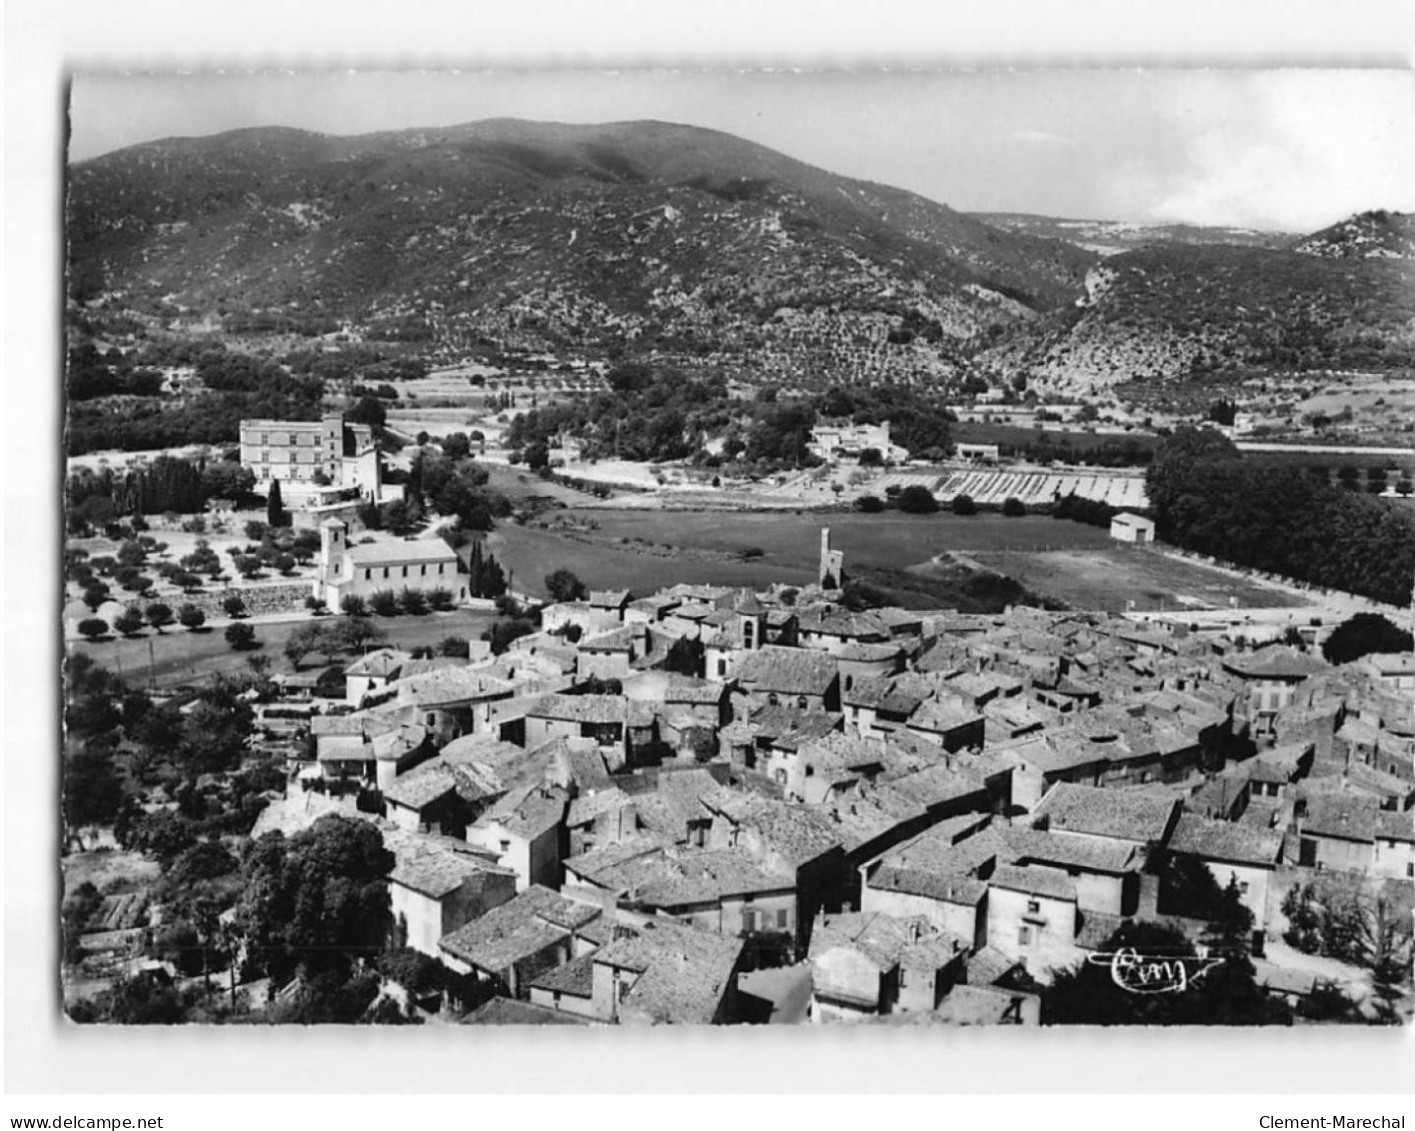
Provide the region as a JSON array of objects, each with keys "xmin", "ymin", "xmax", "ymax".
[
  {"xmin": 62, "ymin": 848, "xmax": 162, "ymax": 899},
  {"xmin": 490, "ymin": 509, "xmax": 1303, "ymax": 612},
  {"xmin": 68, "ymin": 608, "xmax": 499, "ymax": 690},
  {"xmin": 962, "ymin": 547, "xmax": 1310, "ymax": 613}
]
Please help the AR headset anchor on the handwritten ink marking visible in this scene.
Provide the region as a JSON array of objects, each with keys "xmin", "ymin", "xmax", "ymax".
[{"xmin": 1085, "ymin": 948, "xmax": 1225, "ymax": 994}]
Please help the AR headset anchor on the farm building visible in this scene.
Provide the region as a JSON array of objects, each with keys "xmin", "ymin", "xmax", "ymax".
[
  {"xmin": 1109, "ymin": 513, "xmax": 1155, "ymax": 545},
  {"xmin": 955, "ymin": 443, "xmax": 1001, "ymax": 463}
]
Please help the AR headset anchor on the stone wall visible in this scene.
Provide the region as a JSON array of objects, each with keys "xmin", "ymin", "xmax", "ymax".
[{"xmin": 175, "ymin": 581, "xmax": 312, "ymax": 620}]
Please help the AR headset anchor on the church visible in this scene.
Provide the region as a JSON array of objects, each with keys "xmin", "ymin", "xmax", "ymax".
[{"xmin": 312, "ymin": 518, "xmax": 467, "ymax": 607}]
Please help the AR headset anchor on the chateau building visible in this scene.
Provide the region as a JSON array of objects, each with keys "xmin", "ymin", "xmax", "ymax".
[{"xmin": 238, "ymin": 412, "xmax": 385, "ymax": 500}]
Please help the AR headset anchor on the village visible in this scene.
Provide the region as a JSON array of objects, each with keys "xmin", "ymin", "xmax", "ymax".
[{"xmin": 59, "ymin": 409, "xmax": 1415, "ymax": 1026}]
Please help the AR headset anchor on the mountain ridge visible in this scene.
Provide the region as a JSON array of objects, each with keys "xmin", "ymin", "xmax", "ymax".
[{"xmin": 67, "ymin": 118, "xmax": 1097, "ymax": 384}]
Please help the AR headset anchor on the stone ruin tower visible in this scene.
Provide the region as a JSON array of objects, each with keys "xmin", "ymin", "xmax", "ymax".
[{"xmin": 819, "ymin": 527, "xmax": 845, "ymax": 590}]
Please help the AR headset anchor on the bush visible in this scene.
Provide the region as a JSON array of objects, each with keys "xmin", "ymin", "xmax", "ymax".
[
  {"xmin": 224, "ymin": 622, "xmax": 256, "ymax": 650},
  {"xmin": 398, "ymin": 588, "xmax": 429, "ymax": 616},
  {"xmin": 951, "ymin": 494, "xmax": 977, "ymax": 516},
  {"xmin": 77, "ymin": 618, "xmax": 109, "ymax": 641},
  {"xmin": 544, "ymin": 569, "xmax": 588, "ymax": 603},
  {"xmin": 340, "ymin": 594, "xmax": 367, "ymax": 617},
  {"xmin": 368, "ymin": 590, "xmax": 400, "ymax": 617},
  {"xmin": 222, "ymin": 595, "xmax": 247, "ymax": 618},
  {"xmin": 438, "ymin": 636, "xmax": 470, "ymax": 659},
  {"xmin": 1001, "ymin": 496, "xmax": 1027, "ymax": 517},
  {"xmin": 177, "ymin": 604, "xmax": 206, "ymax": 631},
  {"xmin": 427, "ymin": 587, "xmax": 455, "ymax": 612},
  {"xmin": 854, "ymin": 494, "xmax": 885, "ymax": 513},
  {"xmin": 897, "ymin": 484, "xmax": 939, "ymax": 514}
]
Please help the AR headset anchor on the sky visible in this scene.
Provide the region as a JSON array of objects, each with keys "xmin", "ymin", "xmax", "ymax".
[{"xmin": 67, "ymin": 67, "xmax": 1415, "ymax": 233}]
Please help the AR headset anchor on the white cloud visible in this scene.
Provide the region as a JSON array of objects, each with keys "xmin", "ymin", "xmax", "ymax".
[
  {"xmin": 1144, "ymin": 71, "xmax": 1415, "ymax": 231},
  {"xmin": 1009, "ymin": 129, "xmax": 1076, "ymax": 147}
]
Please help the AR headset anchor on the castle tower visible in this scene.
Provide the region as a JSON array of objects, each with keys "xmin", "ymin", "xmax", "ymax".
[
  {"xmin": 321, "ymin": 412, "xmax": 345, "ymax": 483},
  {"xmin": 819, "ymin": 527, "xmax": 845, "ymax": 589}
]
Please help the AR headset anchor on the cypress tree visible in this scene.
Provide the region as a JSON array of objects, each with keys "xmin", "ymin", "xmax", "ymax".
[{"xmin": 267, "ymin": 479, "xmax": 284, "ymax": 528}]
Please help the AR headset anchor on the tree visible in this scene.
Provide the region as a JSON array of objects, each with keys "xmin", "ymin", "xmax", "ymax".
[
  {"xmin": 112, "ymin": 607, "xmax": 146, "ymax": 637},
  {"xmin": 427, "ymin": 586, "xmax": 455, "ymax": 612},
  {"xmin": 854, "ymin": 494, "xmax": 885, "ymax": 513},
  {"xmin": 225, "ymin": 622, "xmax": 256, "ymax": 650},
  {"xmin": 284, "ymin": 622, "xmax": 327, "ymax": 670},
  {"xmin": 1322, "ymin": 613, "xmax": 1414, "ymax": 666},
  {"xmin": 1363, "ymin": 896, "xmax": 1413, "ymax": 1024},
  {"xmin": 233, "ymin": 816, "xmax": 395, "ymax": 984},
  {"xmin": 896, "ymin": 485, "xmax": 939, "ymax": 514},
  {"xmin": 951, "ymin": 493, "xmax": 977, "ymax": 516},
  {"xmin": 482, "ymin": 617, "xmax": 537, "ymax": 655},
  {"xmin": 398, "ymin": 587, "xmax": 429, "ymax": 616},
  {"xmin": 1001, "ymin": 496, "xmax": 1027, "ymax": 517},
  {"xmin": 544, "ymin": 568, "xmax": 588, "ymax": 603},
  {"xmin": 81, "ymin": 582, "xmax": 111, "ymax": 612},
  {"xmin": 222, "ymin": 595, "xmax": 247, "ymax": 619},
  {"xmin": 441, "ymin": 432, "xmax": 471, "ymax": 460},
  {"xmin": 340, "ymin": 593, "xmax": 369, "ymax": 618},
  {"xmin": 178, "ymin": 604, "xmax": 206, "ymax": 631},
  {"xmin": 368, "ymin": 589, "xmax": 400, "ymax": 617},
  {"xmin": 144, "ymin": 602, "xmax": 175, "ymax": 633},
  {"xmin": 346, "ymin": 395, "xmax": 387, "ymax": 429},
  {"xmin": 266, "ymin": 479, "xmax": 285, "ymax": 528},
  {"xmin": 171, "ymin": 570, "xmax": 203, "ymax": 593},
  {"xmin": 327, "ymin": 615, "xmax": 386, "ymax": 655},
  {"xmin": 65, "ymin": 746, "xmax": 125, "ymax": 831},
  {"xmin": 77, "ymin": 618, "xmax": 109, "ymax": 641},
  {"xmin": 858, "ymin": 447, "xmax": 883, "ymax": 466}
]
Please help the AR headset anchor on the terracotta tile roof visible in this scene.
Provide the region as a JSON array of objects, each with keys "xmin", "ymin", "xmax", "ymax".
[
  {"xmin": 383, "ymin": 762, "xmax": 461, "ymax": 810},
  {"xmin": 1035, "ymin": 783, "xmax": 1178, "ymax": 844},
  {"xmin": 591, "ymin": 918, "xmax": 744, "ymax": 1024},
  {"xmin": 371, "ymin": 723, "xmax": 429, "ymax": 762},
  {"xmin": 1222, "ymin": 647, "xmax": 1327, "ymax": 681},
  {"xmin": 568, "ymin": 844, "xmax": 793, "ymax": 908},
  {"xmin": 439, "ymin": 885, "xmax": 599, "ymax": 971},
  {"xmin": 474, "ymin": 785, "xmax": 568, "ymax": 841},
  {"xmin": 589, "ymin": 589, "xmax": 631, "ymax": 609},
  {"xmin": 338, "ymin": 648, "xmax": 411, "ymax": 682},
  {"xmin": 1299, "ymin": 794, "xmax": 1380, "ymax": 844},
  {"xmin": 387, "ymin": 831, "xmax": 511, "ymax": 899},
  {"xmin": 1074, "ymin": 911, "xmax": 1128, "ymax": 951},
  {"xmin": 528, "ymin": 693, "xmax": 652, "ymax": 726},
  {"xmin": 1375, "ymin": 809, "xmax": 1415, "ymax": 843},
  {"xmin": 1169, "ymin": 812, "xmax": 1284, "ymax": 866},
  {"xmin": 809, "ymin": 910, "xmax": 963, "ymax": 971},
  {"xmin": 698, "ymin": 787, "xmax": 845, "ymax": 867},
  {"xmin": 397, "ymin": 667, "xmax": 514, "ymax": 708},
  {"xmin": 579, "ymin": 625, "xmax": 639, "ymax": 653},
  {"xmin": 346, "ymin": 539, "xmax": 460, "ymax": 566},
  {"xmin": 906, "ymin": 699, "xmax": 985, "ymax": 736},
  {"xmin": 964, "ymin": 944, "xmax": 1022, "ymax": 985},
  {"xmin": 1002, "ymin": 827, "xmax": 1139, "ymax": 874},
  {"xmin": 989, "ymin": 863, "xmax": 1078, "ymax": 902},
  {"xmin": 735, "ymin": 645, "xmax": 839, "ymax": 697},
  {"xmin": 526, "ymin": 952, "xmax": 597, "ymax": 998}
]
